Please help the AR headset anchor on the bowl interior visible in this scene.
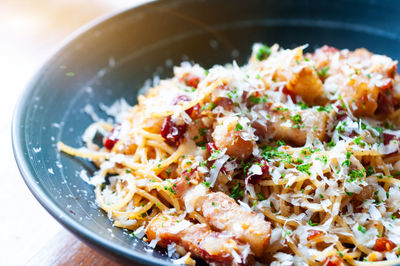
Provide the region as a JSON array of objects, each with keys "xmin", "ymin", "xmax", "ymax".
[{"xmin": 13, "ymin": 0, "xmax": 400, "ymax": 264}]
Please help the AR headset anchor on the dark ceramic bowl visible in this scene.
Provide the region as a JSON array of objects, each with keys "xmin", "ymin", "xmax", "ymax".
[{"xmin": 12, "ymin": 0, "xmax": 400, "ymax": 264}]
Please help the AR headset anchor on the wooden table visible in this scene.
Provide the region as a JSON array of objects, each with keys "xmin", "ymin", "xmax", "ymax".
[{"xmin": 1, "ymin": 1, "xmax": 139, "ymax": 265}]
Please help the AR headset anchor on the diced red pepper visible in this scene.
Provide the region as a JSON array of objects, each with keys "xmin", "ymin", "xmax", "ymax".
[
  {"xmin": 374, "ymin": 237, "xmax": 397, "ymax": 252},
  {"xmin": 182, "ymin": 74, "xmax": 200, "ymax": 89},
  {"xmin": 161, "ymin": 116, "xmax": 187, "ymax": 146},
  {"xmin": 322, "ymin": 255, "xmax": 344, "ymax": 266},
  {"xmin": 307, "ymin": 230, "xmax": 324, "ymax": 241},
  {"xmin": 383, "ymin": 133, "xmax": 396, "ymax": 145},
  {"xmin": 246, "ymin": 158, "xmax": 269, "ymax": 185},
  {"xmin": 104, "ymin": 124, "xmax": 121, "ymax": 150}
]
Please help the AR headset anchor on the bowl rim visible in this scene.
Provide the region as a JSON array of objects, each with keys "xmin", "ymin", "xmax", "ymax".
[{"xmin": 11, "ymin": 0, "xmax": 172, "ymax": 264}]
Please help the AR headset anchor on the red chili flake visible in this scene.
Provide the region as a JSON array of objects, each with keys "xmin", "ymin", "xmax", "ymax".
[
  {"xmin": 246, "ymin": 158, "xmax": 269, "ymax": 185},
  {"xmin": 322, "ymin": 255, "xmax": 344, "ymax": 266},
  {"xmin": 161, "ymin": 116, "xmax": 187, "ymax": 146},
  {"xmin": 307, "ymin": 230, "xmax": 324, "ymax": 241},
  {"xmin": 182, "ymin": 74, "xmax": 200, "ymax": 89},
  {"xmin": 185, "ymin": 103, "xmax": 201, "ymax": 119},
  {"xmin": 104, "ymin": 124, "xmax": 121, "ymax": 150},
  {"xmin": 282, "ymin": 86, "xmax": 297, "ymax": 103},
  {"xmin": 374, "ymin": 237, "xmax": 397, "ymax": 252}
]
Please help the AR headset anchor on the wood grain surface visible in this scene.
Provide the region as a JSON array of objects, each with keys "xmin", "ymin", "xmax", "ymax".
[
  {"xmin": 26, "ymin": 230, "xmax": 124, "ymax": 266},
  {"xmin": 1, "ymin": 1, "xmax": 138, "ymax": 265}
]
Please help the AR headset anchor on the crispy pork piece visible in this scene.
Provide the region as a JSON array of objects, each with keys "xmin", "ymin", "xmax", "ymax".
[
  {"xmin": 146, "ymin": 213, "xmax": 251, "ymax": 265},
  {"xmin": 285, "ymin": 65, "xmax": 326, "ymax": 105},
  {"xmin": 252, "ymin": 103, "xmax": 329, "ymax": 146},
  {"xmin": 212, "ymin": 116, "xmax": 255, "ymax": 160},
  {"xmin": 308, "ymin": 46, "xmax": 398, "ymax": 117},
  {"xmin": 199, "ymin": 192, "xmax": 271, "ymax": 257}
]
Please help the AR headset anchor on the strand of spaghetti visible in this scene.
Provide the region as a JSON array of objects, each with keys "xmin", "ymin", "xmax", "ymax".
[
  {"xmin": 58, "ymin": 142, "xmax": 108, "ymax": 161},
  {"xmin": 351, "ymin": 150, "xmax": 381, "ymax": 156},
  {"xmin": 188, "ymin": 211, "xmax": 208, "ymax": 225},
  {"xmin": 335, "ymin": 216, "xmax": 374, "ymax": 255},
  {"xmin": 258, "ymin": 206, "xmax": 300, "ymax": 227},
  {"xmin": 152, "ymin": 143, "xmax": 185, "ymax": 174},
  {"xmin": 139, "ymin": 130, "xmax": 165, "ymax": 141},
  {"xmin": 287, "ymin": 240, "xmax": 316, "ymax": 266},
  {"xmin": 259, "ymin": 175, "xmax": 308, "ymax": 186},
  {"xmin": 113, "ymin": 201, "xmax": 154, "ymax": 219},
  {"xmin": 95, "ymin": 176, "xmax": 136, "ymax": 212},
  {"xmin": 383, "ymin": 154, "xmax": 400, "ymax": 164},
  {"xmin": 134, "ymin": 188, "xmax": 169, "ymax": 211},
  {"xmin": 378, "ymin": 176, "xmax": 400, "ymax": 186},
  {"xmin": 146, "ymin": 140, "xmax": 176, "ymax": 154}
]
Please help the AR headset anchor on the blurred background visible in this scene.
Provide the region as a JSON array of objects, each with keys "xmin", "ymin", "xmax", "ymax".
[{"xmin": 2, "ymin": 1, "xmax": 142, "ymax": 265}]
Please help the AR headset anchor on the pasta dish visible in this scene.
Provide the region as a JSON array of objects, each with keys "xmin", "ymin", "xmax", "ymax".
[{"xmin": 59, "ymin": 44, "xmax": 400, "ymax": 265}]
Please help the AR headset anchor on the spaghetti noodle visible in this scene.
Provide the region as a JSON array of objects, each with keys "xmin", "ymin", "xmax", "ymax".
[{"xmin": 59, "ymin": 44, "xmax": 400, "ymax": 265}]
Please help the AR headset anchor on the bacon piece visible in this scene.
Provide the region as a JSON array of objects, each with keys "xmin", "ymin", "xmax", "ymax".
[
  {"xmin": 376, "ymin": 83, "xmax": 395, "ymax": 114},
  {"xmin": 285, "ymin": 65, "xmax": 325, "ymax": 105},
  {"xmin": 199, "ymin": 192, "xmax": 271, "ymax": 257},
  {"xmin": 146, "ymin": 214, "xmax": 251, "ymax": 265},
  {"xmin": 374, "ymin": 237, "xmax": 397, "ymax": 252},
  {"xmin": 213, "ymin": 97, "xmax": 234, "ymax": 111},
  {"xmin": 252, "ymin": 104, "xmax": 329, "ymax": 146},
  {"xmin": 212, "ymin": 117, "xmax": 255, "ymax": 160}
]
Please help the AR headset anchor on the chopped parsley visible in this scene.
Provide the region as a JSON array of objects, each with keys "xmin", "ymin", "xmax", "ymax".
[
  {"xmin": 276, "ymin": 140, "xmax": 285, "ymax": 146},
  {"xmin": 316, "ymin": 66, "xmax": 329, "ymax": 78},
  {"xmin": 249, "ymin": 95, "xmax": 268, "ymax": 104},
  {"xmin": 235, "ymin": 123, "xmax": 243, "ymax": 131},
  {"xmin": 345, "ymin": 191, "xmax": 354, "ymax": 196},
  {"xmin": 308, "ymin": 220, "xmax": 318, "ymax": 226},
  {"xmin": 316, "ymin": 105, "xmax": 333, "ymax": 112},
  {"xmin": 230, "ymin": 183, "xmax": 244, "ymax": 199},
  {"xmin": 366, "ymin": 166, "xmax": 375, "ymax": 176},
  {"xmin": 202, "ymin": 181, "xmax": 211, "ymax": 187},
  {"xmin": 256, "ymin": 44, "xmax": 271, "ymax": 61},
  {"xmin": 256, "ymin": 193, "xmax": 265, "ymax": 201},
  {"xmin": 347, "ymin": 169, "xmax": 365, "ymax": 182},
  {"xmin": 298, "ymin": 101, "xmax": 309, "ymax": 110},
  {"xmin": 358, "ymin": 224, "xmax": 367, "ymax": 234},
  {"xmin": 209, "ymin": 150, "xmax": 222, "ymax": 160},
  {"xmin": 316, "ymin": 155, "xmax": 328, "ymax": 165},
  {"xmin": 328, "ymin": 140, "xmax": 336, "ymax": 148},
  {"xmin": 296, "ymin": 163, "xmax": 312, "ymax": 175}
]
